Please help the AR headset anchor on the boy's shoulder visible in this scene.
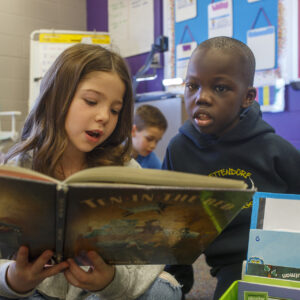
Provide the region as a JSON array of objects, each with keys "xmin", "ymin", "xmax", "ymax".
[
  {"xmin": 254, "ymin": 130, "xmax": 299, "ymax": 152},
  {"xmin": 137, "ymin": 152, "xmax": 161, "ymax": 169}
]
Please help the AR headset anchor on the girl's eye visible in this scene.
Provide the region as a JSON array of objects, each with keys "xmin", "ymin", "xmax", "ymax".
[
  {"xmin": 111, "ymin": 108, "xmax": 121, "ymax": 115},
  {"xmin": 215, "ymin": 85, "xmax": 228, "ymax": 93},
  {"xmin": 84, "ymin": 99, "xmax": 97, "ymax": 106}
]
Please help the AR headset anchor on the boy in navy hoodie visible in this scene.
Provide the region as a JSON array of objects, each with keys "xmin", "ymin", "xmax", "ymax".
[{"xmin": 163, "ymin": 36, "xmax": 300, "ymax": 299}]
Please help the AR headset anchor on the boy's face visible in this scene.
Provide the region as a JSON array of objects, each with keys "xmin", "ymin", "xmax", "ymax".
[
  {"xmin": 132, "ymin": 126, "xmax": 165, "ymax": 157},
  {"xmin": 184, "ymin": 48, "xmax": 256, "ymax": 137}
]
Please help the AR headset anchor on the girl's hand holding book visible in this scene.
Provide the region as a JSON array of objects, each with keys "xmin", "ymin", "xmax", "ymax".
[
  {"xmin": 6, "ymin": 246, "xmax": 68, "ymax": 294},
  {"xmin": 64, "ymin": 251, "xmax": 115, "ymax": 292}
]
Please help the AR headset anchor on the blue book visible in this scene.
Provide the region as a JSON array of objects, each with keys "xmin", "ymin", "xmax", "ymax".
[{"xmin": 247, "ymin": 192, "xmax": 300, "ymax": 270}]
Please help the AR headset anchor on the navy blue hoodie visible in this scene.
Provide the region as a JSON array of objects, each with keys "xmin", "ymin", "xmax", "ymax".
[{"xmin": 162, "ymin": 101, "xmax": 300, "ymax": 272}]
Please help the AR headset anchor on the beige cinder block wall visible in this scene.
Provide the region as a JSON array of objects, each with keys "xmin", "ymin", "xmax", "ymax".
[{"xmin": 0, "ymin": 0, "xmax": 86, "ymax": 152}]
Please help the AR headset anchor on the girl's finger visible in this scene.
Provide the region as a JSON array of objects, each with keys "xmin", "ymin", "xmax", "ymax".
[
  {"xmin": 86, "ymin": 251, "xmax": 107, "ymax": 269},
  {"xmin": 66, "ymin": 258, "xmax": 88, "ymax": 279},
  {"xmin": 66, "ymin": 258, "xmax": 95, "ymax": 286},
  {"xmin": 15, "ymin": 246, "xmax": 29, "ymax": 268},
  {"xmin": 41, "ymin": 261, "xmax": 69, "ymax": 280},
  {"xmin": 86, "ymin": 251, "xmax": 115, "ymax": 285},
  {"xmin": 31, "ymin": 250, "xmax": 54, "ymax": 274},
  {"xmin": 64, "ymin": 267, "xmax": 82, "ymax": 287}
]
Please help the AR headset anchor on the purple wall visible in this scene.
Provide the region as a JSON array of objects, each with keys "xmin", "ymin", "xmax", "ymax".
[
  {"xmin": 262, "ymin": 85, "xmax": 300, "ymax": 149},
  {"xmin": 86, "ymin": 0, "xmax": 300, "ymax": 149},
  {"xmin": 87, "ymin": 0, "xmax": 164, "ymax": 94}
]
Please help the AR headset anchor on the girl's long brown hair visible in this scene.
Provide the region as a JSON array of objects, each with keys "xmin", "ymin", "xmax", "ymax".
[{"xmin": 4, "ymin": 44, "xmax": 133, "ymax": 176}]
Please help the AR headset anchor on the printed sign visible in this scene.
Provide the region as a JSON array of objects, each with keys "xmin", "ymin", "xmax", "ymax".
[
  {"xmin": 208, "ymin": 0, "xmax": 233, "ymax": 38},
  {"xmin": 175, "ymin": 0, "xmax": 197, "ymax": 23},
  {"xmin": 176, "ymin": 41, "xmax": 197, "ymax": 79},
  {"xmin": 247, "ymin": 26, "xmax": 275, "ymax": 70}
]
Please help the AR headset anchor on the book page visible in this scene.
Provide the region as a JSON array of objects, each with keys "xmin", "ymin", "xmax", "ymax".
[
  {"xmin": 0, "ymin": 165, "xmax": 58, "ymax": 183},
  {"xmin": 65, "ymin": 166, "xmax": 248, "ymax": 189},
  {"xmin": 263, "ymin": 197, "xmax": 300, "ymax": 231}
]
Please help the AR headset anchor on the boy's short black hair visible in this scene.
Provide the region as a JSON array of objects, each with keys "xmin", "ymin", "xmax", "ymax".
[
  {"xmin": 197, "ymin": 36, "xmax": 256, "ymax": 86},
  {"xmin": 134, "ymin": 104, "xmax": 168, "ymax": 132}
]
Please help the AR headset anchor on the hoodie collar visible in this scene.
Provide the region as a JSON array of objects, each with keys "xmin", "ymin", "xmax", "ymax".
[{"xmin": 179, "ymin": 102, "xmax": 275, "ymax": 148}]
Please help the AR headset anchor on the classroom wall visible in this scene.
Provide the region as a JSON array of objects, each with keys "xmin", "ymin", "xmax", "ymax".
[
  {"xmin": 263, "ymin": 85, "xmax": 300, "ymax": 149},
  {"xmin": 0, "ymin": 0, "xmax": 86, "ymax": 151}
]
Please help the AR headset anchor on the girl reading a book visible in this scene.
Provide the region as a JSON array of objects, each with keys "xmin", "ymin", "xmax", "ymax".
[{"xmin": 0, "ymin": 44, "xmax": 181, "ymax": 299}]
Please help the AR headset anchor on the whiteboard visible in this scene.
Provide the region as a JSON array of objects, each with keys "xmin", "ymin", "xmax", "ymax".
[
  {"xmin": 108, "ymin": 0, "xmax": 154, "ymax": 57},
  {"xmin": 29, "ymin": 29, "xmax": 110, "ymax": 112}
]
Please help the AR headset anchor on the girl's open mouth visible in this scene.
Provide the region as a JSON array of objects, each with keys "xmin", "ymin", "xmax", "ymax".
[{"xmin": 86, "ymin": 130, "xmax": 102, "ymax": 142}]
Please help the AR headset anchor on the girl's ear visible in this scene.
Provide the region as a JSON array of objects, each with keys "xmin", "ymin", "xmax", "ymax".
[
  {"xmin": 242, "ymin": 87, "xmax": 257, "ymax": 108},
  {"xmin": 132, "ymin": 124, "xmax": 137, "ymax": 137}
]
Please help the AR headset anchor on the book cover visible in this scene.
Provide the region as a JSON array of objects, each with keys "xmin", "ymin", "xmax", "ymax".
[
  {"xmin": 0, "ymin": 165, "xmax": 254, "ymax": 265},
  {"xmin": 247, "ymin": 229, "xmax": 300, "ymax": 269},
  {"xmin": 247, "ymin": 192, "xmax": 300, "ymax": 270}
]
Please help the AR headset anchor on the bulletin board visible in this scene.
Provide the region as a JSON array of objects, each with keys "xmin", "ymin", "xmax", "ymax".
[
  {"xmin": 164, "ymin": 0, "xmax": 299, "ymax": 112},
  {"xmin": 29, "ymin": 29, "xmax": 110, "ymax": 112},
  {"xmin": 174, "ymin": 0, "xmax": 279, "ymax": 85}
]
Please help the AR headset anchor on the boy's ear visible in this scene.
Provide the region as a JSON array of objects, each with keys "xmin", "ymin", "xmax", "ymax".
[
  {"xmin": 242, "ymin": 87, "xmax": 257, "ymax": 108},
  {"xmin": 132, "ymin": 124, "xmax": 137, "ymax": 137}
]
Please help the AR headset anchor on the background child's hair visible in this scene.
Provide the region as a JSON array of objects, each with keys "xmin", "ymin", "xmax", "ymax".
[
  {"xmin": 134, "ymin": 104, "xmax": 167, "ymax": 132},
  {"xmin": 197, "ymin": 36, "xmax": 256, "ymax": 86},
  {"xmin": 5, "ymin": 43, "xmax": 133, "ymax": 176}
]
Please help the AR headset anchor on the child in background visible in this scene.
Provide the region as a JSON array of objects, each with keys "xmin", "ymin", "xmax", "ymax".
[
  {"xmin": 132, "ymin": 104, "xmax": 167, "ymax": 169},
  {"xmin": 1, "ymin": 44, "xmax": 181, "ymax": 300},
  {"xmin": 162, "ymin": 36, "xmax": 300, "ymax": 299}
]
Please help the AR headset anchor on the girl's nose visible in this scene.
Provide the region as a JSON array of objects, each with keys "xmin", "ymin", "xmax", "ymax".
[{"xmin": 95, "ymin": 107, "xmax": 110, "ymax": 123}]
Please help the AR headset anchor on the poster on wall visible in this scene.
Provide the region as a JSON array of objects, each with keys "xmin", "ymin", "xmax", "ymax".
[
  {"xmin": 175, "ymin": 0, "xmax": 197, "ymax": 23},
  {"xmin": 247, "ymin": 7, "xmax": 275, "ymax": 71},
  {"xmin": 108, "ymin": 0, "xmax": 154, "ymax": 57},
  {"xmin": 176, "ymin": 41, "xmax": 197, "ymax": 79},
  {"xmin": 255, "ymin": 79, "xmax": 285, "ymax": 112},
  {"xmin": 247, "ymin": 26, "xmax": 275, "ymax": 70},
  {"xmin": 208, "ymin": 0, "xmax": 233, "ymax": 38},
  {"xmin": 176, "ymin": 25, "xmax": 197, "ymax": 80}
]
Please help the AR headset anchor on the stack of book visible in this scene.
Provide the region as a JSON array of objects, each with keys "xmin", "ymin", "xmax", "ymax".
[{"xmin": 221, "ymin": 191, "xmax": 300, "ymax": 300}]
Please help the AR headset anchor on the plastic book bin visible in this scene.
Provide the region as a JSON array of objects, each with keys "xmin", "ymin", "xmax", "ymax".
[{"xmin": 219, "ymin": 280, "xmax": 239, "ymax": 300}]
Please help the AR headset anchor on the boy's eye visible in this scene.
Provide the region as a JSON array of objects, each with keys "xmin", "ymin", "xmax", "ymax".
[
  {"xmin": 215, "ymin": 85, "xmax": 228, "ymax": 93},
  {"xmin": 185, "ymin": 82, "xmax": 199, "ymax": 92}
]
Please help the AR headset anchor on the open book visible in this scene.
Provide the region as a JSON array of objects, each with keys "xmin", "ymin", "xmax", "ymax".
[{"xmin": 0, "ymin": 165, "xmax": 255, "ymax": 265}]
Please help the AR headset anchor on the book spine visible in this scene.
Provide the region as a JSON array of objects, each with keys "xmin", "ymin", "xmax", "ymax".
[{"xmin": 55, "ymin": 183, "xmax": 69, "ymax": 263}]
